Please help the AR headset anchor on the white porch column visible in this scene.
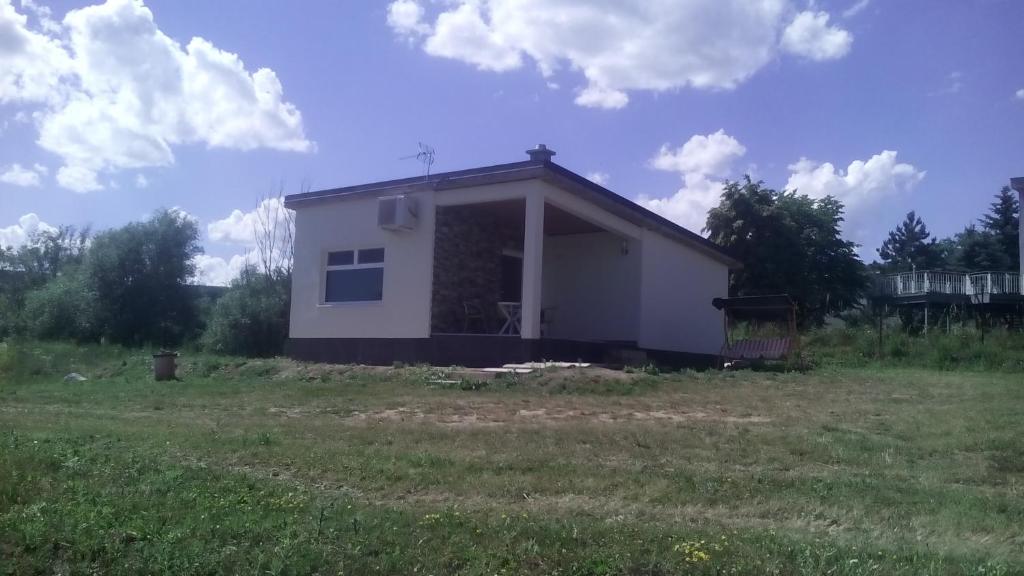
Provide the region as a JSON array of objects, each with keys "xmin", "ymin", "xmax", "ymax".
[{"xmin": 520, "ymin": 191, "xmax": 545, "ymax": 339}]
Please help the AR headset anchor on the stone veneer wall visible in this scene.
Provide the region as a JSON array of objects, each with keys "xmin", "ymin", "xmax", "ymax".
[{"xmin": 431, "ymin": 205, "xmax": 523, "ymax": 333}]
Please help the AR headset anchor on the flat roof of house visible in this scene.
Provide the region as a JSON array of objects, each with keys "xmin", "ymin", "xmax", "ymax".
[{"xmin": 284, "ymin": 155, "xmax": 741, "ymax": 268}]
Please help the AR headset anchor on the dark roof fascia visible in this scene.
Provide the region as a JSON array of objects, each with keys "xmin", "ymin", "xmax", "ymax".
[
  {"xmin": 539, "ymin": 163, "xmax": 741, "ymax": 268},
  {"xmin": 283, "ymin": 160, "xmax": 539, "ymax": 208},
  {"xmin": 284, "ymin": 159, "xmax": 740, "ymax": 268}
]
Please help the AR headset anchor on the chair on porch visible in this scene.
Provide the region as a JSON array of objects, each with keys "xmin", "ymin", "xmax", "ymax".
[{"xmin": 462, "ymin": 301, "xmax": 485, "ymax": 333}]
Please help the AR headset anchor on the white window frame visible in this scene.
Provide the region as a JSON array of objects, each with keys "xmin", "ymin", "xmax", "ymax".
[{"xmin": 321, "ymin": 247, "xmax": 385, "ymax": 305}]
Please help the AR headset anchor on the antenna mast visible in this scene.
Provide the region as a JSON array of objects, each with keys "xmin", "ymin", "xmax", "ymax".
[{"xmin": 399, "ymin": 142, "xmax": 436, "ymax": 180}]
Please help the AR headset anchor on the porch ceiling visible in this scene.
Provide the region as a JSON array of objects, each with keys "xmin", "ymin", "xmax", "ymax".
[
  {"xmin": 461, "ymin": 199, "xmax": 526, "ymax": 233},
  {"xmin": 544, "ymin": 203, "xmax": 605, "ymax": 236},
  {"xmin": 443, "ymin": 198, "xmax": 607, "ymax": 237}
]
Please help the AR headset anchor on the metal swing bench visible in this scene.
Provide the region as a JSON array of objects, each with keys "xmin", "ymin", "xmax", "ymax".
[{"xmin": 711, "ymin": 295, "xmax": 799, "ymax": 365}]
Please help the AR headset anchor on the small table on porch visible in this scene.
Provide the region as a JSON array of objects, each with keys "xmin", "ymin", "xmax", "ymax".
[{"xmin": 497, "ymin": 301, "xmax": 522, "ymax": 335}]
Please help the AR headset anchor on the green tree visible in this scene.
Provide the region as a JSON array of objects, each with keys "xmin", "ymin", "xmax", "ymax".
[
  {"xmin": 979, "ymin": 186, "xmax": 1019, "ymax": 267},
  {"xmin": 945, "ymin": 226, "xmax": 1012, "ymax": 271},
  {"xmin": 877, "ymin": 211, "xmax": 944, "ymax": 272},
  {"xmin": 0, "ymin": 225, "xmax": 90, "ymax": 285},
  {"xmin": 0, "ymin": 226, "xmax": 90, "ymax": 337},
  {"xmin": 201, "ymin": 268, "xmax": 291, "ymax": 357},
  {"xmin": 705, "ymin": 177, "xmax": 867, "ymax": 326},
  {"xmin": 81, "ymin": 209, "xmax": 202, "ymax": 346}
]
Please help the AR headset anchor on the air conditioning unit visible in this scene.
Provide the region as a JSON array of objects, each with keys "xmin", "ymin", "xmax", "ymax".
[{"xmin": 378, "ymin": 195, "xmax": 418, "ymax": 231}]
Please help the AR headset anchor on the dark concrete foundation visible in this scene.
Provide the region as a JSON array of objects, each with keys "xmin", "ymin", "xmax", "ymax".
[{"xmin": 285, "ymin": 335, "xmax": 717, "ymax": 370}]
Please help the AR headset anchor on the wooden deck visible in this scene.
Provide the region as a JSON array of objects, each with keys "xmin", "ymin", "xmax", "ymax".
[{"xmin": 874, "ymin": 271, "xmax": 1023, "ymax": 304}]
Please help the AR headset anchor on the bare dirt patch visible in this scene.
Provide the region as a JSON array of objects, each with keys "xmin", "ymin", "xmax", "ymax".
[
  {"xmin": 340, "ymin": 404, "xmax": 770, "ymax": 427},
  {"xmin": 268, "ymin": 360, "xmax": 395, "ymax": 382},
  {"xmin": 521, "ymin": 366, "xmax": 642, "ymax": 383}
]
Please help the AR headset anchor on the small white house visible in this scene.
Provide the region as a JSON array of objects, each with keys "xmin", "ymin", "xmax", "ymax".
[{"xmin": 284, "ymin": 145, "xmax": 740, "ymax": 367}]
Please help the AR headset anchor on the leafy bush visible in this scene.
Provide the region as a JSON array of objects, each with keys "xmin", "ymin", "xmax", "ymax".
[
  {"xmin": 805, "ymin": 326, "xmax": 1024, "ymax": 371},
  {"xmin": 22, "ymin": 269, "xmax": 99, "ymax": 342},
  {"xmin": 201, "ymin": 269, "xmax": 290, "ymax": 357},
  {"xmin": 7, "ymin": 210, "xmax": 201, "ymax": 347},
  {"xmin": 0, "ymin": 226, "xmax": 90, "ymax": 339},
  {"xmin": 0, "ymin": 292, "xmax": 23, "ymax": 340},
  {"xmin": 0, "ymin": 342, "xmax": 13, "ymax": 377}
]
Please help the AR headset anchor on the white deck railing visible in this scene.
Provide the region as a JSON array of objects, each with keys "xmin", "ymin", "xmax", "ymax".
[
  {"xmin": 877, "ymin": 270, "xmax": 1022, "ymax": 297},
  {"xmin": 968, "ymin": 272, "xmax": 1022, "ymax": 295}
]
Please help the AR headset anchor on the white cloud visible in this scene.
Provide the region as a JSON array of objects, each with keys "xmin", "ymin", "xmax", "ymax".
[
  {"xmin": 202, "ymin": 198, "xmax": 294, "ymax": 283},
  {"xmin": 135, "ymin": 173, "xmax": 148, "ymax": 188},
  {"xmin": 0, "ymin": 162, "xmax": 46, "ymax": 186},
  {"xmin": 638, "ymin": 130, "xmax": 747, "ymax": 233},
  {"xmin": 207, "ymin": 197, "xmax": 293, "ymax": 247},
  {"xmin": 648, "ymin": 130, "xmax": 746, "ymax": 177},
  {"xmin": 638, "ymin": 132, "xmax": 924, "ymax": 238},
  {"xmin": 575, "ymin": 85, "xmax": 629, "ymax": 110},
  {"xmin": 191, "ymin": 252, "xmax": 249, "ymax": 286},
  {"xmin": 842, "ymin": 0, "xmax": 870, "ymax": 18},
  {"xmin": 933, "ymin": 71, "xmax": 963, "ymax": 95},
  {"xmin": 0, "ymin": 212, "xmax": 57, "ymax": 248},
  {"xmin": 781, "ymin": 10, "xmax": 852, "ymax": 61},
  {"xmin": 0, "ymin": 0, "xmax": 72, "ymax": 104},
  {"xmin": 784, "ymin": 150, "xmax": 925, "ymax": 213},
  {"xmin": 387, "ymin": 0, "xmax": 430, "ymax": 39},
  {"xmin": 638, "ymin": 172, "xmax": 730, "ymax": 234},
  {"xmin": 1, "ymin": 0, "xmax": 313, "ymax": 192},
  {"xmin": 56, "ymin": 164, "xmax": 102, "ymax": 193},
  {"xmin": 389, "ymin": 0, "xmax": 852, "ymax": 109},
  {"xmin": 423, "ymin": 2, "xmax": 522, "ymax": 72},
  {"xmin": 1015, "ymin": 88, "xmax": 1024, "ymax": 100},
  {"xmin": 586, "ymin": 171, "xmax": 609, "ymax": 186}
]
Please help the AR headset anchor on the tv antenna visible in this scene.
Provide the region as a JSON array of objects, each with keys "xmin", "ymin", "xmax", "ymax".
[{"xmin": 400, "ymin": 142, "xmax": 436, "ymax": 180}]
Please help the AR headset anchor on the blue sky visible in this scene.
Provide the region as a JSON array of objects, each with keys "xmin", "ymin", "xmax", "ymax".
[{"xmin": 1, "ymin": 0, "xmax": 1022, "ymax": 283}]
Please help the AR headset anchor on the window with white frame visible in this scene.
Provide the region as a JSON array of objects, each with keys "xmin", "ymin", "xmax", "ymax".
[{"xmin": 324, "ymin": 248, "xmax": 385, "ymax": 303}]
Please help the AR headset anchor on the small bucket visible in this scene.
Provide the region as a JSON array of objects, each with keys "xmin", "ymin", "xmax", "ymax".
[{"xmin": 152, "ymin": 351, "xmax": 178, "ymax": 381}]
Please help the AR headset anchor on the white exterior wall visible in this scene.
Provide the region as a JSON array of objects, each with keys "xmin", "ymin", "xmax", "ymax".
[
  {"xmin": 289, "ymin": 191, "xmax": 436, "ymax": 338},
  {"xmin": 289, "ymin": 177, "xmax": 731, "ymax": 355},
  {"xmin": 542, "ymin": 232, "xmax": 640, "ymax": 342},
  {"xmin": 638, "ymin": 229, "xmax": 728, "ymax": 355}
]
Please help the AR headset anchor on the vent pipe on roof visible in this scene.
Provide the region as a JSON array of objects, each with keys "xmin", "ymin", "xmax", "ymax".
[{"xmin": 526, "ymin": 144, "xmax": 556, "ymax": 163}]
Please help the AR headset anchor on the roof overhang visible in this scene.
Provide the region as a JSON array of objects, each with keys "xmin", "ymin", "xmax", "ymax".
[{"xmin": 284, "ymin": 160, "xmax": 741, "ymax": 269}]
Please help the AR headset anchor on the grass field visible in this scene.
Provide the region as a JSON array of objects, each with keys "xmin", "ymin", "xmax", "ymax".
[{"xmin": 2, "ymin": 341, "xmax": 1023, "ymax": 575}]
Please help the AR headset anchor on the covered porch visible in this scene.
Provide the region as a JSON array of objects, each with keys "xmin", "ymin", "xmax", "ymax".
[{"xmin": 429, "ymin": 191, "xmax": 642, "ymax": 346}]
